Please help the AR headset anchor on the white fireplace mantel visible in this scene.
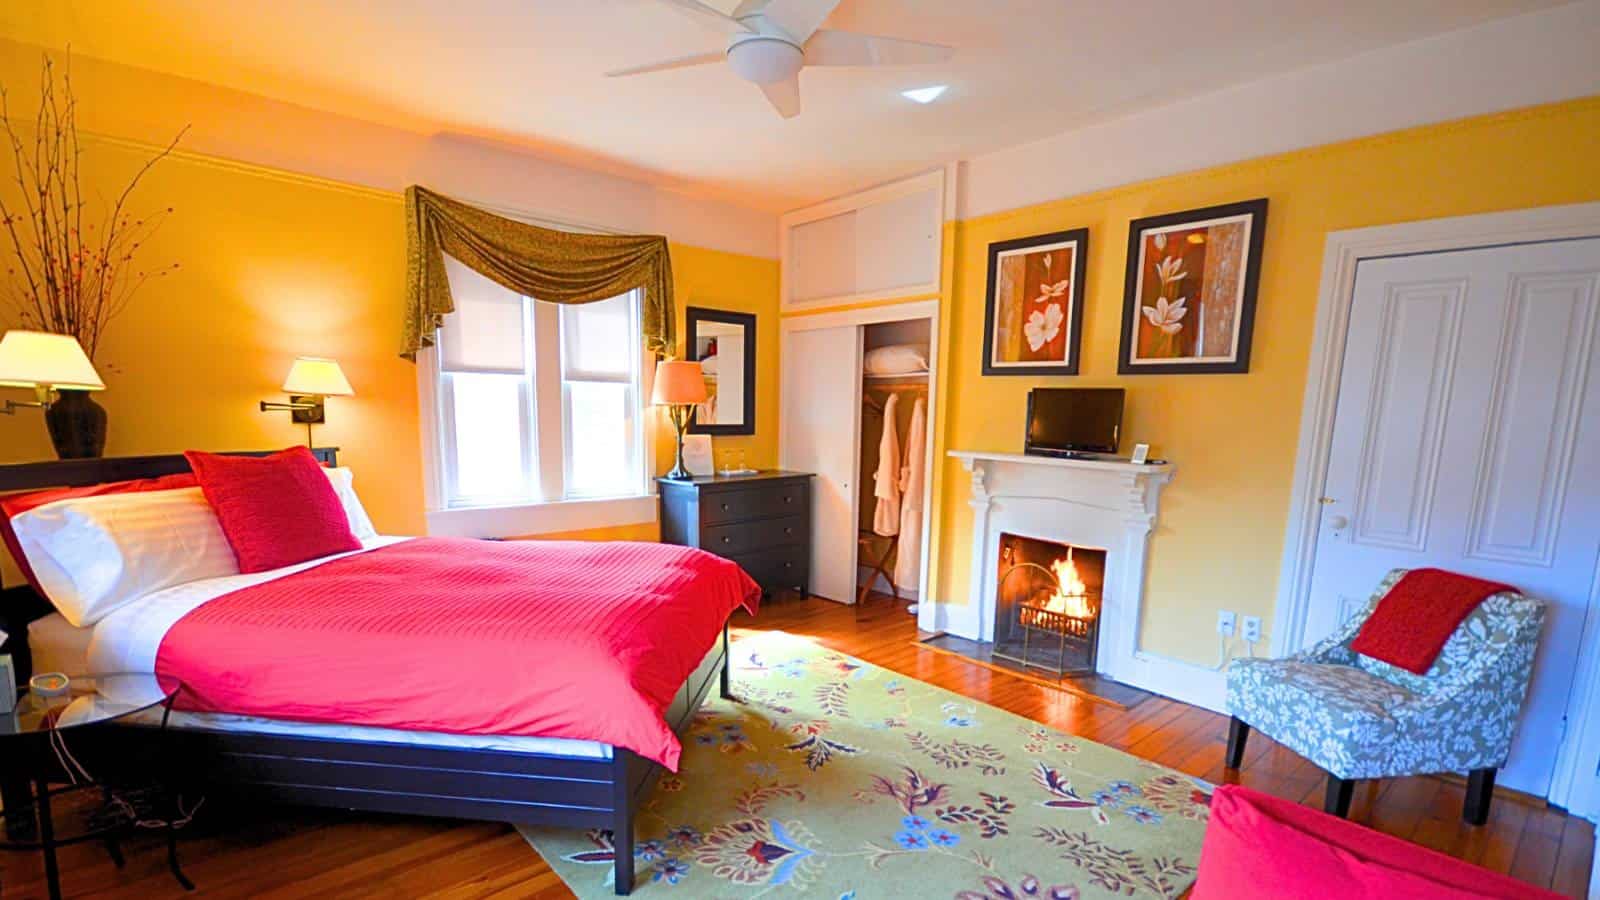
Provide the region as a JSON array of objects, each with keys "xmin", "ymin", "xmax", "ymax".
[{"xmin": 943, "ymin": 450, "xmax": 1176, "ymax": 693}]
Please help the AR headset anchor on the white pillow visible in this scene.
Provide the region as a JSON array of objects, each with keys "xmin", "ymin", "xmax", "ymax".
[
  {"xmin": 10, "ymin": 487, "xmax": 240, "ymax": 627},
  {"xmin": 863, "ymin": 344, "xmax": 929, "ymax": 376},
  {"xmin": 323, "ymin": 466, "xmax": 378, "ymax": 542},
  {"xmin": 699, "ymin": 354, "xmax": 720, "ymax": 376}
]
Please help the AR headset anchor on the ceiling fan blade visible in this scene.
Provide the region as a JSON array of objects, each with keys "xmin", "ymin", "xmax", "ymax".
[
  {"xmin": 803, "ymin": 29, "xmax": 955, "ymax": 66},
  {"xmin": 655, "ymin": 0, "xmax": 756, "ymax": 34},
  {"xmin": 731, "ymin": 0, "xmax": 770, "ymax": 17},
  {"xmin": 760, "ymin": 0, "xmax": 840, "ymax": 43},
  {"xmin": 605, "ymin": 52, "xmax": 724, "ymax": 78},
  {"xmin": 759, "ymin": 75, "xmax": 801, "ymax": 118}
]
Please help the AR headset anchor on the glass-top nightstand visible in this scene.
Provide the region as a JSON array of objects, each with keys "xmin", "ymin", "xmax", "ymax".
[{"xmin": 0, "ymin": 673, "xmax": 193, "ymax": 899}]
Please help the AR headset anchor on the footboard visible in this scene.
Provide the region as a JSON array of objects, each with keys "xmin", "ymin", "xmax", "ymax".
[{"xmin": 93, "ymin": 623, "xmax": 732, "ymax": 895}]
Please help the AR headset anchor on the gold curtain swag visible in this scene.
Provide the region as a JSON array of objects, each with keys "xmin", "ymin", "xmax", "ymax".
[{"xmin": 402, "ymin": 185, "xmax": 675, "ymax": 360}]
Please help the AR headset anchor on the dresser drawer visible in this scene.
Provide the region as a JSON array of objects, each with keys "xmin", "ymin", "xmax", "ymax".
[
  {"xmin": 729, "ymin": 545, "xmax": 807, "ymax": 593},
  {"xmin": 700, "ymin": 482, "xmax": 807, "ymax": 525},
  {"xmin": 703, "ymin": 514, "xmax": 805, "ymax": 556}
]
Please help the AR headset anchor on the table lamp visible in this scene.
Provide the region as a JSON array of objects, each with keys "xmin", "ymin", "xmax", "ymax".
[
  {"xmin": 651, "ymin": 359, "xmax": 707, "ymax": 480},
  {"xmin": 259, "ymin": 356, "xmax": 354, "ymax": 445}
]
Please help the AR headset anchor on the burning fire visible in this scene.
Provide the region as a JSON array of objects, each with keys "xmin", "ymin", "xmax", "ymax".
[{"xmin": 1041, "ymin": 549, "xmax": 1094, "ymax": 620}]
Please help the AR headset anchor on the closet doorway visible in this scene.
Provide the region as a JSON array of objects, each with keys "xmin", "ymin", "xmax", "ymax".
[{"xmin": 780, "ymin": 300, "xmax": 940, "ymax": 612}]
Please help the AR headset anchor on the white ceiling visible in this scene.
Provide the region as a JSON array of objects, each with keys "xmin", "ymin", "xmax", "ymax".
[{"xmin": 4, "ymin": 0, "xmax": 1568, "ymax": 211}]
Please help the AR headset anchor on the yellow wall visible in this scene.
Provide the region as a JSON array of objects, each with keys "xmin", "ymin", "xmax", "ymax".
[
  {"xmin": 0, "ymin": 135, "xmax": 778, "ymax": 576},
  {"xmin": 936, "ymin": 97, "xmax": 1600, "ymax": 665}
]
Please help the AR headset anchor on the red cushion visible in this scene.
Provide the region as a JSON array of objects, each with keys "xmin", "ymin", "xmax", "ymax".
[
  {"xmin": 2, "ymin": 473, "xmax": 199, "ymax": 595},
  {"xmin": 1193, "ymin": 785, "xmax": 1560, "ymax": 900},
  {"xmin": 185, "ymin": 447, "xmax": 360, "ymax": 574}
]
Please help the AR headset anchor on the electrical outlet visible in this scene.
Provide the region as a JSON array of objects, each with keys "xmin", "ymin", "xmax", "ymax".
[
  {"xmin": 1216, "ymin": 610, "xmax": 1236, "ymax": 638},
  {"xmin": 1242, "ymin": 616, "xmax": 1262, "ymax": 644}
]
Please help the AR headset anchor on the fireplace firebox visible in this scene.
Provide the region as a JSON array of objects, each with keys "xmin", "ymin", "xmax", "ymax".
[{"xmin": 991, "ymin": 533, "xmax": 1105, "ymax": 678}]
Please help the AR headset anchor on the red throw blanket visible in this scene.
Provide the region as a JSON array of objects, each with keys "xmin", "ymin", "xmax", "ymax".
[
  {"xmin": 1349, "ymin": 568, "xmax": 1514, "ymax": 675},
  {"xmin": 154, "ymin": 538, "xmax": 760, "ymax": 769}
]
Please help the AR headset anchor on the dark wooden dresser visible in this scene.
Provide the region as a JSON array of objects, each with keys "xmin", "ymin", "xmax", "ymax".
[{"xmin": 657, "ymin": 471, "xmax": 813, "ymax": 600}]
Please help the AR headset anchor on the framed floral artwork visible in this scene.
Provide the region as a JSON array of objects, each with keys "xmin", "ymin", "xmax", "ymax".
[
  {"xmin": 1118, "ymin": 199, "xmax": 1267, "ymax": 374},
  {"xmin": 981, "ymin": 228, "xmax": 1088, "ymax": 376}
]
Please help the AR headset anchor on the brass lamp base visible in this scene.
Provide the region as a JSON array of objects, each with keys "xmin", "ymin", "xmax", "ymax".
[{"xmin": 663, "ymin": 403, "xmax": 694, "ymax": 480}]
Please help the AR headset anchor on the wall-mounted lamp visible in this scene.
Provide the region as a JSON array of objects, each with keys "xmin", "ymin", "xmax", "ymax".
[
  {"xmin": 0, "ymin": 330, "xmax": 105, "ymax": 414},
  {"xmin": 259, "ymin": 356, "xmax": 354, "ymax": 445}
]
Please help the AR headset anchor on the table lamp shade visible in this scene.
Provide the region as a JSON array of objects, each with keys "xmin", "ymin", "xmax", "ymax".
[
  {"xmin": 0, "ymin": 331, "xmax": 105, "ymax": 391},
  {"xmin": 651, "ymin": 360, "xmax": 707, "ymax": 406},
  {"xmin": 282, "ymin": 357, "xmax": 354, "ymax": 396}
]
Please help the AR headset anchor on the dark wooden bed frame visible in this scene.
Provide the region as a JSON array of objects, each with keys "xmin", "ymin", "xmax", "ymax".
[{"xmin": 0, "ymin": 448, "xmax": 731, "ymax": 895}]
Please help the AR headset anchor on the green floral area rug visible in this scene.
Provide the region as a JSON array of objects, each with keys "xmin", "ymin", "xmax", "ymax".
[{"xmin": 521, "ymin": 631, "xmax": 1208, "ymax": 899}]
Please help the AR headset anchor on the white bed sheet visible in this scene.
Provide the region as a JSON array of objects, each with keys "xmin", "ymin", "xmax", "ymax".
[{"xmin": 35, "ymin": 537, "xmax": 611, "ymax": 760}]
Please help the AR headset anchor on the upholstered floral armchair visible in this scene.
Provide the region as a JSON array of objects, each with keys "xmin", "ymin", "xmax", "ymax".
[{"xmin": 1224, "ymin": 568, "xmax": 1545, "ymax": 825}]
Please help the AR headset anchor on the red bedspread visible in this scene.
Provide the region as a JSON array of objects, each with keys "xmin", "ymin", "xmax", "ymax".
[{"xmin": 154, "ymin": 538, "xmax": 760, "ymax": 770}]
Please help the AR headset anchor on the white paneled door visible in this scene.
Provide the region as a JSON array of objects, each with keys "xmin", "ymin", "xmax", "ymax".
[
  {"xmin": 780, "ymin": 324, "xmax": 863, "ymax": 604},
  {"xmin": 1307, "ymin": 238, "xmax": 1600, "ymax": 795}
]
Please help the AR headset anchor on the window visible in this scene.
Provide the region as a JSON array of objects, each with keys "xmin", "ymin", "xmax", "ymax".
[{"xmin": 433, "ymin": 258, "xmax": 647, "ymax": 509}]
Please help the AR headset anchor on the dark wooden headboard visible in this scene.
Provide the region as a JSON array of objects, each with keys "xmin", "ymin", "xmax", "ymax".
[
  {"xmin": 0, "ymin": 448, "xmax": 339, "ymax": 681},
  {"xmin": 0, "ymin": 446, "xmax": 339, "ymax": 492}
]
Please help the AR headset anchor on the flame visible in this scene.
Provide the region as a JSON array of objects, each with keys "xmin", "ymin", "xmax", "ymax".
[{"xmin": 1041, "ymin": 550, "xmax": 1094, "ymax": 620}]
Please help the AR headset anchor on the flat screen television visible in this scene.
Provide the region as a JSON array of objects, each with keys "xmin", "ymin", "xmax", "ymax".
[{"xmin": 1025, "ymin": 388, "xmax": 1124, "ymax": 457}]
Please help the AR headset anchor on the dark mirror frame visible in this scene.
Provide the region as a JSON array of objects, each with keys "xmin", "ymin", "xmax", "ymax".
[{"xmin": 685, "ymin": 306, "xmax": 756, "ymax": 436}]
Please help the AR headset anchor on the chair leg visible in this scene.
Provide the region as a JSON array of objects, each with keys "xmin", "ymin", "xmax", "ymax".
[
  {"xmin": 1464, "ymin": 767, "xmax": 1496, "ymax": 826},
  {"xmin": 1224, "ymin": 717, "xmax": 1250, "ymax": 769},
  {"xmin": 1324, "ymin": 774, "xmax": 1355, "ymax": 818}
]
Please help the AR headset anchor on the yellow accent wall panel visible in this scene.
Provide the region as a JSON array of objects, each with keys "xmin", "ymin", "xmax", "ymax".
[{"xmin": 935, "ymin": 98, "xmax": 1600, "ymax": 666}]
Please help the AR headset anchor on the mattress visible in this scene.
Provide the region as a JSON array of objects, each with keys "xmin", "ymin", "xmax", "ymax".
[
  {"xmin": 30, "ymin": 611, "xmax": 611, "ymax": 759},
  {"xmin": 28, "ymin": 611, "xmax": 92, "ymax": 675}
]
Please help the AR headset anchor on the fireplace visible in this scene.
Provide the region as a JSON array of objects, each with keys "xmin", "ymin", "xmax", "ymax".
[{"xmin": 992, "ymin": 533, "xmax": 1105, "ymax": 677}]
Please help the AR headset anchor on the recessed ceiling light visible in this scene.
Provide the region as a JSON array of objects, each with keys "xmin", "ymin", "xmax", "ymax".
[{"xmin": 901, "ymin": 85, "xmax": 948, "ymax": 104}]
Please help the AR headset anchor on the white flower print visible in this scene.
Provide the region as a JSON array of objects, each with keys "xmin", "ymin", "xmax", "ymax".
[
  {"xmin": 1024, "ymin": 302, "xmax": 1065, "ymax": 351},
  {"xmin": 1152, "ymin": 233, "xmax": 1167, "ymax": 251},
  {"xmin": 1141, "ymin": 297, "xmax": 1187, "ymax": 335},
  {"xmin": 1153, "ymin": 255, "xmax": 1187, "ymax": 286},
  {"xmin": 1037, "ymin": 279, "xmax": 1070, "ymax": 301}
]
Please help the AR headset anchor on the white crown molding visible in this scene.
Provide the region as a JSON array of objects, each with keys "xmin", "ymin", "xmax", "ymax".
[
  {"xmin": 956, "ymin": 2, "xmax": 1600, "ymax": 221},
  {"xmin": 0, "ymin": 40, "xmax": 779, "ymax": 259}
]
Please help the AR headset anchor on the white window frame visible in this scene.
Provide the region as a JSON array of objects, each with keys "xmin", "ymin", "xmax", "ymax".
[{"xmin": 418, "ymin": 286, "xmax": 657, "ymax": 539}]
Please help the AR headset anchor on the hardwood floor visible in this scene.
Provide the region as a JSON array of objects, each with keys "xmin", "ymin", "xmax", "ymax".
[{"xmin": 6, "ymin": 594, "xmax": 1593, "ymax": 898}]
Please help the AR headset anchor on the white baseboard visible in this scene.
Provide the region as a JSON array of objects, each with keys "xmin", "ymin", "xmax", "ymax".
[
  {"xmin": 1118, "ymin": 651, "xmax": 1228, "ymax": 715},
  {"xmin": 1591, "ymin": 834, "xmax": 1599, "ymax": 900}
]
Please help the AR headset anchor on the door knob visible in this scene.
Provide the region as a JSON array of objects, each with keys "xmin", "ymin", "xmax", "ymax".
[{"xmin": 1328, "ymin": 514, "xmax": 1349, "ymax": 530}]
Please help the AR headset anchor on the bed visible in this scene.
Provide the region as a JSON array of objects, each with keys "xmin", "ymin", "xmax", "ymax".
[{"xmin": 0, "ymin": 448, "xmax": 748, "ymax": 895}]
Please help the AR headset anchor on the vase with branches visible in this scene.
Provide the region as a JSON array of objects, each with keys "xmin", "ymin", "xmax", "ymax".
[{"xmin": 0, "ymin": 53, "xmax": 185, "ymax": 457}]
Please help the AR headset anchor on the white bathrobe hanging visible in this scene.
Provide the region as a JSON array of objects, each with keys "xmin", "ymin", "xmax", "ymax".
[
  {"xmin": 895, "ymin": 395, "xmax": 927, "ymax": 588},
  {"xmin": 872, "ymin": 393, "xmax": 902, "ymax": 536}
]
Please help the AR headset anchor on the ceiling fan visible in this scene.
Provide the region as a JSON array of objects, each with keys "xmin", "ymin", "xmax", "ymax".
[{"xmin": 607, "ymin": 0, "xmax": 954, "ymax": 118}]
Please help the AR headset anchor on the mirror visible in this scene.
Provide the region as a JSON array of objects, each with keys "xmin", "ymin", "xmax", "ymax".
[{"xmin": 686, "ymin": 307, "xmax": 756, "ymax": 436}]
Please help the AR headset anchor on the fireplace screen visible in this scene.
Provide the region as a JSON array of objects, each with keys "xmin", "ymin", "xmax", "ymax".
[{"xmin": 993, "ymin": 534, "xmax": 1105, "ymax": 678}]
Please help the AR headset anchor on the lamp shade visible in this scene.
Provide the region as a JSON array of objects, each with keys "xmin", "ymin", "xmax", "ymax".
[
  {"xmin": 650, "ymin": 360, "xmax": 707, "ymax": 405},
  {"xmin": 281, "ymin": 357, "xmax": 354, "ymax": 396},
  {"xmin": 0, "ymin": 331, "xmax": 105, "ymax": 391}
]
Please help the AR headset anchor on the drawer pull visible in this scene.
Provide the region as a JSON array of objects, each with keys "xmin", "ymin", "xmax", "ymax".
[
  {"xmin": 720, "ymin": 503, "xmax": 730, "ymax": 511},
  {"xmin": 783, "ymin": 527, "xmax": 793, "ymax": 535},
  {"xmin": 783, "ymin": 562, "xmax": 793, "ymax": 569},
  {"xmin": 784, "ymin": 496, "xmax": 794, "ymax": 504},
  {"xmin": 721, "ymin": 536, "xmax": 732, "ymax": 544}
]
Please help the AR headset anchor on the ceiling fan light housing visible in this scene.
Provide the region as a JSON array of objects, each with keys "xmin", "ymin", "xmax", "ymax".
[{"xmin": 727, "ymin": 36, "xmax": 803, "ymax": 84}]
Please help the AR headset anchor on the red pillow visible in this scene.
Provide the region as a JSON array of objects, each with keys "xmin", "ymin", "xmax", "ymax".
[
  {"xmin": 2, "ymin": 473, "xmax": 199, "ymax": 595},
  {"xmin": 184, "ymin": 447, "xmax": 360, "ymax": 574},
  {"xmin": 1193, "ymin": 785, "xmax": 1560, "ymax": 899}
]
